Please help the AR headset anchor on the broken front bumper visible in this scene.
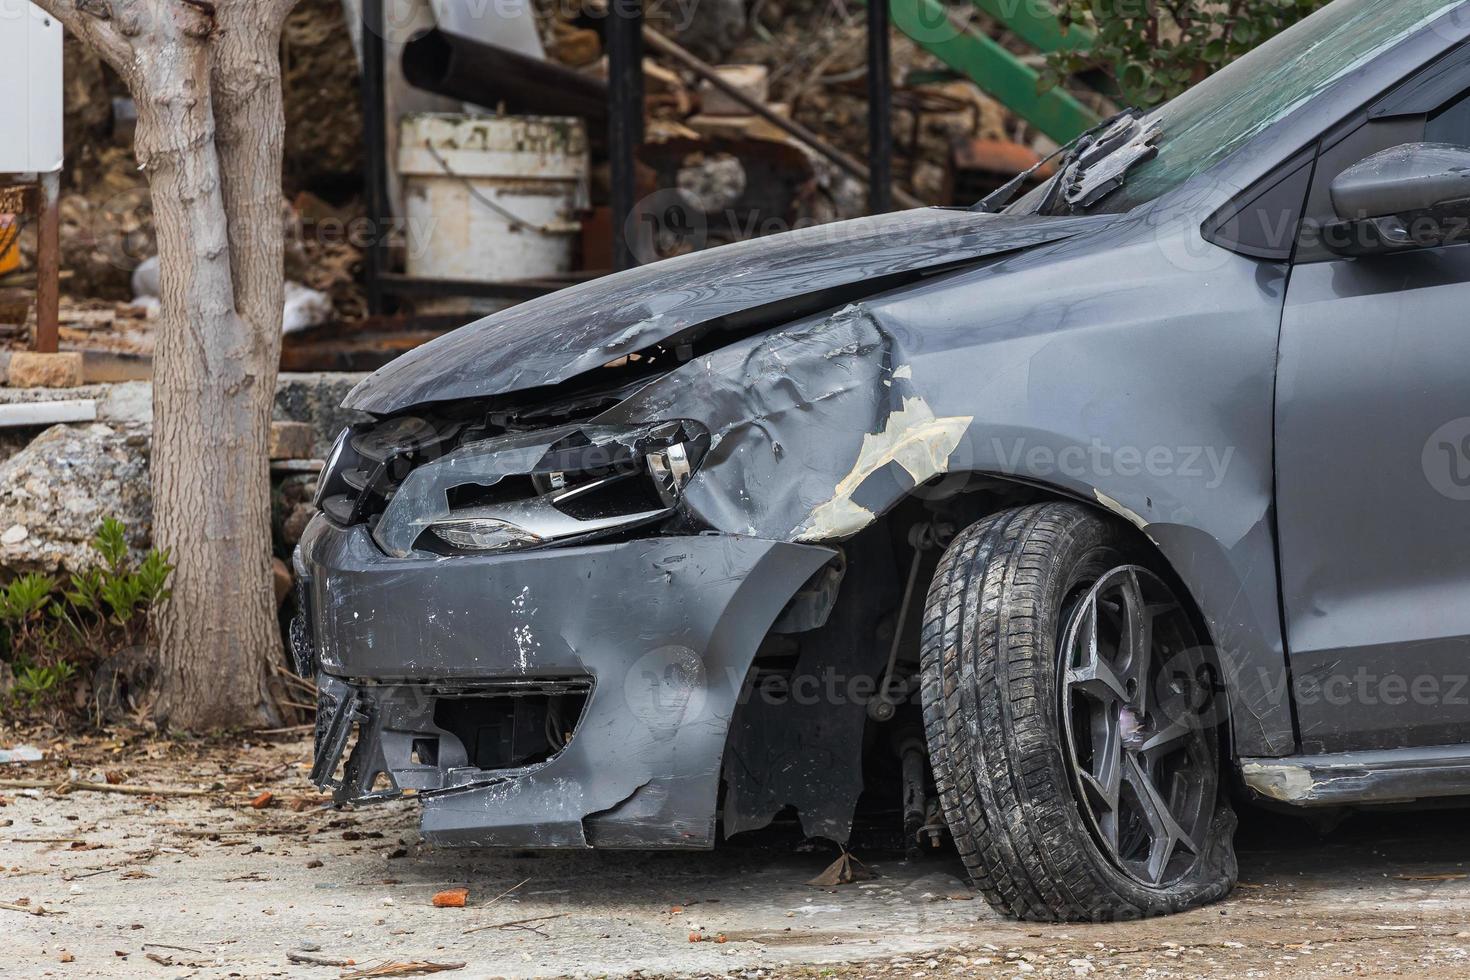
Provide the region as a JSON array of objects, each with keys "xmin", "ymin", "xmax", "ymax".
[{"xmin": 293, "ymin": 515, "xmax": 833, "ymax": 848}]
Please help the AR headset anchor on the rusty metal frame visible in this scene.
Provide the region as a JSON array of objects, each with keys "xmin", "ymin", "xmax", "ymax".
[{"xmin": 0, "ymin": 174, "xmax": 60, "ymax": 353}]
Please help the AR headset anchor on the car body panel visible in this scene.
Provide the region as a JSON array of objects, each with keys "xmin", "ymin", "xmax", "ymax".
[
  {"xmin": 342, "ymin": 209, "xmax": 1116, "ymax": 415},
  {"xmin": 1278, "ymin": 246, "xmax": 1470, "ymax": 753},
  {"xmin": 296, "ymin": 516, "xmax": 835, "ymax": 847}
]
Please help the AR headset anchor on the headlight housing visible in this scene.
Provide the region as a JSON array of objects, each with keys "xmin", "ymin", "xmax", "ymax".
[
  {"xmin": 371, "ymin": 420, "xmax": 708, "ymax": 557},
  {"xmin": 314, "ymin": 416, "xmax": 462, "ymax": 526}
]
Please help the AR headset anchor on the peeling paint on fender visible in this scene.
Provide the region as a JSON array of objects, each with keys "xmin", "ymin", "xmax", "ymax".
[
  {"xmin": 1093, "ymin": 489, "xmax": 1148, "ymax": 529},
  {"xmin": 795, "ymin": 397, "xmax": 972, "ymax": 542}
]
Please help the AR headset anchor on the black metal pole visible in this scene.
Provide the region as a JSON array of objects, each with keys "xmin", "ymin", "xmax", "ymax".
[
  {"xmin": 362, "ymin": 0, "xmax": 389, "ymax": 314},
  {"xmin": 867, "ymin": 0, "xmax": 894, "ymax": 214},
  {"xmin": 607, "ymin": 0, "xmax": 645, "ymax": 271}
]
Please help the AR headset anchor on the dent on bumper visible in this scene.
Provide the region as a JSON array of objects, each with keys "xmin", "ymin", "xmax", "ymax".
[{"xmin": 295, "ymin": 515, "xmax": 834, "ymax": 848}]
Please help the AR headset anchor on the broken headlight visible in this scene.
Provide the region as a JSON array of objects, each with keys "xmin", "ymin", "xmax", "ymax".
[
  {"xmin": 429, "ymin": 518, "xmax": 545, "ymax": 552},
  {"xmin": 315, "ymin": 416, "xmax": 462, "ymax": 526},
  {"xmin": 372, "ymin": 420, "xmax": 709, "ymax": 557}
]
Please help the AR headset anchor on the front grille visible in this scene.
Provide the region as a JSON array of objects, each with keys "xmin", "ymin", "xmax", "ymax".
[{"xmin": 430, "ymin": 679, "xmax": 594, "ymax": 772}]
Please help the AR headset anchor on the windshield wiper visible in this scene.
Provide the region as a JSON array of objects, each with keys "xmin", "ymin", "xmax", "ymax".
[
  {"xmin": 972, "ymin": 108, "xmax": 1142, "ymax": 214},
  {"xmin": 1059, "ymin": 112, "xmax": 1161, "ymax": 210}
]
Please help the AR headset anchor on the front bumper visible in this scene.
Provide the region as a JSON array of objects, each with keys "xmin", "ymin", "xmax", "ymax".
[{"xmin": 294, "ymin": 515, "xmax": 833, "ymax": 848}]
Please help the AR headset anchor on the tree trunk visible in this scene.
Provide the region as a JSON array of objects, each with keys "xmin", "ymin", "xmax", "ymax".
[
  {"xmin": 134, "ymin": 25, "xmax": 282, "ymax": 731},
  {"xmin": 34, "ymin": 0, "xmax": 301, "ymax": 729}
]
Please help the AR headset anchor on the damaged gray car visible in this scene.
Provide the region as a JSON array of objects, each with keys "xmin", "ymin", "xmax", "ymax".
[{"xmin": 295, "ymin": 0, "xmax": 1470, "ymax": 921}]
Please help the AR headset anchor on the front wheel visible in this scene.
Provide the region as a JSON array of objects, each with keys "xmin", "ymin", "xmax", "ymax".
[{"xmin": 918, "ymin": 502, "xmax": 1237, "ymax": 921}]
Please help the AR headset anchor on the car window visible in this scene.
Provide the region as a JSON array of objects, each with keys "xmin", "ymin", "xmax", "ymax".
[
  {"xmin": 1074, "ymin": 0, "xmax": 1466, "ymax": 215},
  {"xmin": 1427, "ymin": 87, "xmax": 1470, "ymax": 143}
]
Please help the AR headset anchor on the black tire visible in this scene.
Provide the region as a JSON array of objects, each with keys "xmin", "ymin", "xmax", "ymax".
[{"xmin": 919, "ymin": 502, "xmax": 1237, "ymax": 922}]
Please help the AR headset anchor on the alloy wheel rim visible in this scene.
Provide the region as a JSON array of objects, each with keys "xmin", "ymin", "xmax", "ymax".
[{"xmin": 1058, "ymin": 565, "xmax": 1217, "ymax": 888}]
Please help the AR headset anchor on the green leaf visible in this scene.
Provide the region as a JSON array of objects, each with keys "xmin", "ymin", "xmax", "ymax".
[{"xmin": 92, "ymin": 518, "xmax": 129, "ymax": 572}]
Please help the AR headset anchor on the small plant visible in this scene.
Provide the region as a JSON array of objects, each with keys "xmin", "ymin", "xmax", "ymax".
[
  {"xmin": 11, "ymin": 660, "xmax": 76, "ymax": 707},
  {"xmin": 1044, "ymin": 0, "xmax": 1332, "ymax": 108},
  {"xmin": 1, "ymin": 518, "xmax": 174, "ymax": 710}
]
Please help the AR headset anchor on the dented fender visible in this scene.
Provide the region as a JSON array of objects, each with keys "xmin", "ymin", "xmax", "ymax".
[{"xmin": 591, "ymin": 211, "xmax": 1298, "ymax": 757}]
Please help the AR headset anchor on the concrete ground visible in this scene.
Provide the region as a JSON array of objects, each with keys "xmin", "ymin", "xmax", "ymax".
[{"xmin": 4, "ymin": 733, "xmax": 1470, "ymax": 979}]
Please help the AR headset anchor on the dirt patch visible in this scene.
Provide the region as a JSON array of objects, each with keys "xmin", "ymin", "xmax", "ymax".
[{"xmin": 3, "ymin": 734, "xmax": 1470, "ymax": 978}]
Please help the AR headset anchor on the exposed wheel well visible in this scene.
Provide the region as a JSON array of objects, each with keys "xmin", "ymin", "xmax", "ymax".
[{"xmin": 718, "ymin": 476, "xmax": 1233, "ymax": 847}]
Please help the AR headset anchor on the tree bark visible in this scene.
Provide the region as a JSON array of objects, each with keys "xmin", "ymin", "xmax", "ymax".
[
  {"xmin": 185, "ymin": 2, "xmax": 298, "ymax": 727},
  {"xmin": 35, "ymin": 0, "xmax": 298, "ymax": 729}
]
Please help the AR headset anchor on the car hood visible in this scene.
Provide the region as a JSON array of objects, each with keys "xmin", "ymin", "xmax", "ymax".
[{"xmin": 344, "ymin": 207, "xmax": 1115, "ymax": 415}]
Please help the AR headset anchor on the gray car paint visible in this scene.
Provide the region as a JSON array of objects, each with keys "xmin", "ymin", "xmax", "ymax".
[
  {"xmin": 341, "ymin": 208, "xmax": 1114, "ymax": 414},
  {"xmin": 299, "ymin": 4, "xmax": 1470, "ymax": 840},
  {"xmin": 1279, "ymin": 244, "xmax": 1470, "ymax": 754},
  {"xmin": 297, "ymin": 517, "xmax": 834, "ymax": 846}
]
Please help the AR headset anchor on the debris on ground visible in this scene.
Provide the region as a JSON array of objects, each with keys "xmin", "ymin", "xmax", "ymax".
[
  {"xmin": 431, "ymin": 888, "xmax": 468, "ymax": 908},
  {"xmin": 1, "ymin": 730, "xmax": 1468, "ymax": 978},
  {"xmin": 340, "ymin": 961, "xmax": 466, "ymax": 979},
  {"xmin": 0, "ymin": 744, "xmax": 42, "ymax": 764},
  {"xmin": 808, "ymin": 851, "xmax": 875, "ymax": 887},
  {"xmin": 287, "ymin": 950, "xmax": 357, "ymax": 967}
]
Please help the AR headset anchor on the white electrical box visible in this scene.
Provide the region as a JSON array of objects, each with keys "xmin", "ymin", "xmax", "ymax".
[{"xmin": 0, "ymin": 1, "xmax": 62, "ymax": 174}]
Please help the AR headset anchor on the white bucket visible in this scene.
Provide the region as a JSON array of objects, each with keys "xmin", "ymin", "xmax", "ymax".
[{"xmin": 398, "ymin": 114, "xmax": 589, "ymax": 311}]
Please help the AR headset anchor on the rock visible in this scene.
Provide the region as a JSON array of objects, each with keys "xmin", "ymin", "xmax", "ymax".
[
  {"xmin": 282, "ymin": 502, "xmax": 315, "ymax": 548},
  {"xmin": 800, "ymin": 150, "xmax": 868, "ymax": 224},
  {"xmin": 269, "ymin": 421, "xmax": 317, "ymax": 460},
  {"xmin": 0, "ymin": 422, "xmax": 151, "ymax": 574},
  {"xmin": 275, "ymin": 473, "xmax": 319, "ymax": 548},
  {"xmin": 98, "ymin": 380, "xmax": 152, "ymax": 424},
  {"xmin": 698, "ymin": 64, "xmax": 769, "ymax": 117},
  {"xmin": 273, "ymin": 373, "xmax": 371, "ymax": 458},
  {"xmin": 8, "ymin": 352, "xmax": 85, "ymax": 389},
  {"xmin": 911, "ymin": 160, "xmax": 949, "ymax": 203},
  {"xmin": 677, "ymin": 153, "xmax": 748, "ymax": 213}
]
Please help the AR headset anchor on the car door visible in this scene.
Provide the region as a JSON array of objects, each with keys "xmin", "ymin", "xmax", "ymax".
[{"xmin": 1277, "ymin": 52, "xmax": 1470, "ymax": 754}]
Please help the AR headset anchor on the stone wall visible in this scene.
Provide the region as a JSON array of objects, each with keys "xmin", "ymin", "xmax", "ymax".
[{"xmin": 0, "ymin": 373, "xmax": 368, "ymax": 574}]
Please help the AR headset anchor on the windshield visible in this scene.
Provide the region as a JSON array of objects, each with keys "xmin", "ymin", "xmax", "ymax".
[{"xmin": 1020, "ymin": 0, "xmax": 1465, "ymax": 215}]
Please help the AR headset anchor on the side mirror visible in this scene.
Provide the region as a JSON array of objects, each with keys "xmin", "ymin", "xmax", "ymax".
[{"xmin": 1325, "ymin": 143, "xmax": 1470, "ymax": 256}]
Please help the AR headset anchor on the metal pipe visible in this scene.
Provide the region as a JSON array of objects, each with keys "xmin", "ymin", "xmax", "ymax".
[
  {"xmin": 401, "ymin": 29, "xmax": 610, "ymax": 123},
  {"xmin": 867, "ymin": 0, "xmax": 894, "ymax": 214},
  {"xmin": 642, "ymin": 28, "xmax": 925, "ymax": 210},
  {"xmin": 899, "ymin": 738, "xmax": 928, "ymax": 858},
  {"xmin": 35, "ymin": 172, "xmax": 60, "ymax": 354},
  {"xmin": 608, "ymin": 1, "xmax": 646, "ymax": 271},
  {"xmin": 361, "ymin": 0, "xmax": 389, "ymax": 316}
]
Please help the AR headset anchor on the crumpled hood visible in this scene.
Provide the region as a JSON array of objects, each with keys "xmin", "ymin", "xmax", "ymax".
[{"xmin": 344, "ymin": 207, "xmax": 1112, "ymax": 415}]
